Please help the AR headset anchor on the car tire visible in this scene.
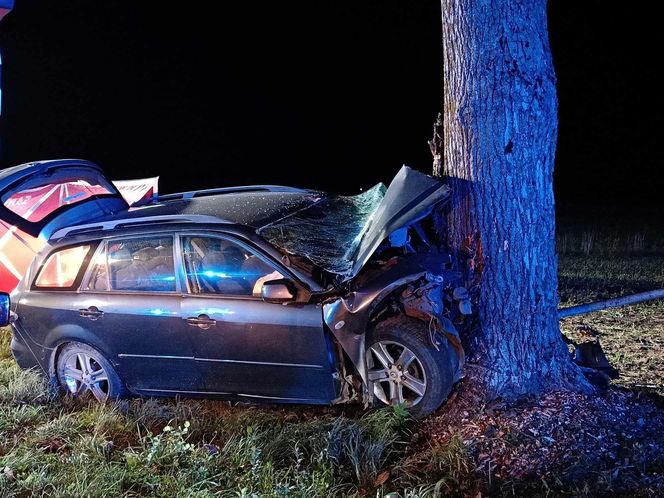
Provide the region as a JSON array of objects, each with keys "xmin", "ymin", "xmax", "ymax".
[
  {"xmin": 366, "ymin": 316, "xmax": 455, "ymax": 419},
  {"xmin": 55, "ymin": 342, "xmax": 127, "ymax": 402}
]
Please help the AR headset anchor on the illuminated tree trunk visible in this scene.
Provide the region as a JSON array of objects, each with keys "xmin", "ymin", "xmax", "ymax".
[{"xmin": 433, "ymin": 0, "xmax": 590, "ymax": 399}]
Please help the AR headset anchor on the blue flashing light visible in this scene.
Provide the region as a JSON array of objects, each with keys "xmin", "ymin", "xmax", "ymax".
[
  {"xmin": 0, "ymin": 293, "xmax": 9, "ymax": 326},
  {"xmin": 148, "ymin": 308, "xmax": 178, "ymax": 316},
  {"xmin": 63, "ymin": 191, "xmax": 86, "ymax": 203},
  {"xmin": 191, "ymin": 270, "xmax": 263, "ymax": 280},
  {"xmin": 195, "ymin": 308, "xmax": 235, "ymax": 316},
  {"xmin": 203, "ymin": 270, "xmax": 228, "ymax": 279}
]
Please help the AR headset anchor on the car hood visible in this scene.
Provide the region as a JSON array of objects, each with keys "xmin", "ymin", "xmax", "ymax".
[{"xmin": 257, "ymin": 166, "xmax": 451, "ymax": 281}]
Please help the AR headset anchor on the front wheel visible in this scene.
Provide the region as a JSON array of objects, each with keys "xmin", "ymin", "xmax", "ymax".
[
  {"xmin": 366, "ymin": 316, "xmax": 455, "ymax": 418},
  {"xmin": 55, "ymin": 342, "xmax": 127, "ymax": 403}
]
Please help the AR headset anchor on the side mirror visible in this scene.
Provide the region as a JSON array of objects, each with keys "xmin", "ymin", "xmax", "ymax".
[
  {"xmin": 0, "ymin": 292, "xmax": 10, "ymax": 327},
  {"xmin": 261, "ymin": 279, "xmax": 295, "ymax": 303}
]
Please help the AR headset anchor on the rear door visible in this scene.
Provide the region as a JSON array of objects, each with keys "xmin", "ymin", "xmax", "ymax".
[
  {"xmin": 77, "ymin": 234, "xmax": 203, "ymax": 393},
  {"xmin": 178, "ymin": 233, "xmax": 336, "ymax": 404},
  {"xmin": 0, "ymin": 159, "xmax": 128, "ymax": 239},
  {"xmin": 17, "ymin": 234, "xmax": 203, "ymax": 393}
]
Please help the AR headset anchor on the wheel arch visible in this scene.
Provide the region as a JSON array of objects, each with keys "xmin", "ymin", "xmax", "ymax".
[
  {"xmin": 324, "ymin": 276, "xmax": 422, "ymax": 394},
  {"xmin": 45, "ymin": 325, "xmax": 114, "ymax": 379},
  {"xmin": 324, "ymin": 261, "xmax": 464, "ymax": 399},
  {"xmin": 49, "ymin": 338, "xmax": 129, "ymax": 400}
]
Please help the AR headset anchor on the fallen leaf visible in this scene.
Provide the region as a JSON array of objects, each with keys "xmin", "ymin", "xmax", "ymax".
[
  {"xmin": 3, "ymin": 466, "xmax": 15, "ymax": 481},
  {"xmin": 374, "ymin": 470, "xmax": 390, "ymax": 486}
]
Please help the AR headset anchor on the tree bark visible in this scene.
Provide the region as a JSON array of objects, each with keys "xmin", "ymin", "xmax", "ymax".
[{"xmin": 435, "ymin": 0, "xmax": 590, "ymax": 399}]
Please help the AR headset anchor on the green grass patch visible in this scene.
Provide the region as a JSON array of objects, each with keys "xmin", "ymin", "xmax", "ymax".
[{"xmin": 0, "ymin": 328, "xmax": 417, "ymax": 496}]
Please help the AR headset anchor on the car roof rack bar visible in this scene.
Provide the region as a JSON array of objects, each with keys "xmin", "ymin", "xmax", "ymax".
[
  {"xmin": 157, "ymin": 185, "xmax": 309, "ymax": 202},
  {"xmin": 50, "ymin": 214, "xmax": 227, "ymax": 240}
]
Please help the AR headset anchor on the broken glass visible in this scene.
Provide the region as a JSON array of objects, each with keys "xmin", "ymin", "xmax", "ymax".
[
  {"xmin": 257, "ymin": 183, "xmax": 386, "ymax": 277},
  {"xmin": 257, "ymin": 166, "xmax": 451, "ymax": 280}
]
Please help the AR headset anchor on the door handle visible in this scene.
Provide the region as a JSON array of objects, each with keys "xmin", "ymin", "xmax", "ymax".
[
  {"xmin": 184, "ymin": 314, "xmax": 216, "ymax": 329},
  {"xmin": 79, "ymin": 306, "xmax": 104, "ymax": 320}
]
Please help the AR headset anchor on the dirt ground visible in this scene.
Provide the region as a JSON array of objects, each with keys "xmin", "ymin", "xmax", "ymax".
[{"xmin": 411, "ymin": 381, "xmax": 664, "ymax": 497}]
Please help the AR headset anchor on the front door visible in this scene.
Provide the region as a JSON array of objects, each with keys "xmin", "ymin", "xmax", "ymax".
[{"xmin": 178, "ymin": 234, "xmax": 336, "ymax": 404}]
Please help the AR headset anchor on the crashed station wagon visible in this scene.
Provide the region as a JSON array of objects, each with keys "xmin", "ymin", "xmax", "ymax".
[{"xmin": 0, "ymin": 159, "xmax": 470, "ymax": 418}]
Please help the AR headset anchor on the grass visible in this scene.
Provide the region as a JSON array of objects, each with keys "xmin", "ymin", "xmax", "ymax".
[
  {"xmin": 0, "ymin": 211, "xmax": 662, "ymax": 496},
  {"xmin": 0, "ymin": 358, "xmax": 438, "ymax": 497},
  {"xmin": 557, "ymin": 209, "xmax": 664, "ymax": 395}
]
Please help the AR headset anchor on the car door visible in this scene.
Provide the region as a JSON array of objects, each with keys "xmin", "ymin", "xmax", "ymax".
[
  {"xmin": 178, "ymin": 233, "xmax": 336, "ymax": 404},
  {"xmin": 73, "ymin": 234, "xmax": 203, "ymax": 393}
]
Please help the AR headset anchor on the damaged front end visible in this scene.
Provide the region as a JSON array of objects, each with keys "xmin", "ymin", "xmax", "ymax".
[
  {"xmin": 323, "ymin": 253, "xmax": 470, "ymax": 405},
  {"xmin": 257, "ymin": 165, "xmax": 452, "ymax": 282},
  {"xmin": 256, "ymin": 165, "xmax": 468, "ymax": 406}
]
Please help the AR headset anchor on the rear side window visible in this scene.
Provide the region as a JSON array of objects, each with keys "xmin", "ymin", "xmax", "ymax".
[
  {"xmin": 85, "ymin": 236, "xmax": 176, "ymax": 292},
  {"xmin": 2, "ymin": 168, "xmax": 115, "ymax": 223},
  {"xmin": 34, "ymin": 245, "xmax": 91, "ymax": 288}
]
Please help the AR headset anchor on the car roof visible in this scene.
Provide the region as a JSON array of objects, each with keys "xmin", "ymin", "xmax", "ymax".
[
  {"xmin": 50, "ymin": 188, "xmax": 324, "ymax": 240},
  {"xmin": 123, "ymin": 189, "xmax": 323, "ymax": 228}
]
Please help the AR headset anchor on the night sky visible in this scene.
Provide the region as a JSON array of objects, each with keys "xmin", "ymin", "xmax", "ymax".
[{"xmin": 0, "ymin": 1, "xmax": 660, "ymax": 209}]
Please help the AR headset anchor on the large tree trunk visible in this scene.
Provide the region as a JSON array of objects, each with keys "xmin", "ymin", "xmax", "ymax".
[{"xmin": 433, "ymin": 0, "xmax": 590, "ymax": 399}]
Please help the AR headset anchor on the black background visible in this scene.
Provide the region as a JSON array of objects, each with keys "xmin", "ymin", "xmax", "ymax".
[{"xmin": 0, "ymin": 1, "xmax": 661, "ymax": 208}]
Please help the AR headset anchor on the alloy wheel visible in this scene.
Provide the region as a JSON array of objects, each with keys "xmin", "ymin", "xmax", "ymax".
[
  {"xmin": 366, "ymin": 340, "xmax": 427, "ymax": 407},
  {"xmin": 59, "ymin": 350, "xmax": 110, "ymax": 403}
]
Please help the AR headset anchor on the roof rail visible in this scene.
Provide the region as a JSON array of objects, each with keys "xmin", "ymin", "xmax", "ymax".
[
  {"xmin": 157, "ymin": 185, "xmax": 309, "ymax": 202},
  {"xmin": 50, "ymin": 214, "xmax": 226, "ymax": 240}
]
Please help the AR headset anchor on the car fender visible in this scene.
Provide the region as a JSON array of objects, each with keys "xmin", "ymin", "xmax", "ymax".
[
  {"xmin": 44, "ymin": 323, "xmax": 114, "ymax": 379},
  {"xmin": 323, "ymin": 253, "xmax": 464, "ymax": 397}
]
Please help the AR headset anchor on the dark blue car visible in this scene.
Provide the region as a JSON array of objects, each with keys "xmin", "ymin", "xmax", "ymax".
[{"xmin": 0, "ymin": 159, "xmax": 468, "ymax": 417}]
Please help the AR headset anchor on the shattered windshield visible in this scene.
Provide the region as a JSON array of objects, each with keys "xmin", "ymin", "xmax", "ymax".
[
  {"xmin": 257, "ymin": 183, "xmax": 386, "ymax": 277},
  {"xmin": 257, "ymin": 166, "xmax": 451, "ymax": 281}
]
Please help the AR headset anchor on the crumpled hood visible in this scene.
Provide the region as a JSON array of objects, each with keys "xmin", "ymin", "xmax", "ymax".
[{"xmin": 257, "ymin": 166, "xmax": 451, "ymax": 281}]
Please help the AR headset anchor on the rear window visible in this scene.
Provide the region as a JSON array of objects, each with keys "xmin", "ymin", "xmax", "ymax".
[
  {"xmin": 85, "ymin": 236, "xmax": 176, "ymax": 293},
  {"xmin": 34, "ymin": 245, "xmax": 91, "ymax": 288},
  {"xmin": 2, "ymin": 168, "xmax": 115, "ymax": 223}
]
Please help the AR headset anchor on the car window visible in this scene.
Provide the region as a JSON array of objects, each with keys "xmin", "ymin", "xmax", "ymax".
[
  {"xmin": 34, "ymin": 245, "xmax": 91, "ymax": 288},
  {"xmin": 85, "ymin": 236, "xmax": 176, "ymax": 292},
  {"xmin": 2, "ymin": 168, "xmax": 115, "ymax": 223},
  {"xmin": 181, "ymin": 236, "xmax": 284, "ymax": 297}
]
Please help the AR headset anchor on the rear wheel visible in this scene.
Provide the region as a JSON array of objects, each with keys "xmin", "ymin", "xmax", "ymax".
[
  {"xmin": 366, "ymin": 316, "xmax": 455, "ymax": 418},
  {"xmin": 55, "ymin": 342, "xmax": 126, "ymax": 402}
]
